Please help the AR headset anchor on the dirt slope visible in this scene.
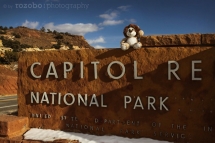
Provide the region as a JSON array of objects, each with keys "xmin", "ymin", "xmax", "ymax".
[
  {"xmin": 2, "ymin": 26, "xmax": 93, "ymax": 49},
  {"xmin": 0, "ymin": 65, "xmax": 17, "ymax": 95}
]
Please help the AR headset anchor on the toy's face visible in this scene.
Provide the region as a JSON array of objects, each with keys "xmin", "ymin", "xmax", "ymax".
[{"xmin": 126, "ymin": 27, "xmax": 136, "ymax": 37}]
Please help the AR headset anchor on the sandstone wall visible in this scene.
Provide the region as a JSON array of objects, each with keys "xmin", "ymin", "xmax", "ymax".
[{"xmin": 18, "ymin": 33, "xmax": 215, "ymax": 143}]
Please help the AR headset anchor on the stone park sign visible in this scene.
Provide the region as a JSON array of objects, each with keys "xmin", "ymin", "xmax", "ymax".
[{"xmin": 18, "ymin": 34, "xmax": 215, "ymax": 143}]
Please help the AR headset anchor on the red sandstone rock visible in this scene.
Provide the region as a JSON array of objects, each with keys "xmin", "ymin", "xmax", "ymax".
[
  {"xmin": 140, "ymin": 33, "xmax": 201, "ymax": 46},
  {"xmin": 0, "ymin": 138, "xmax": 22, "ymax": 143},
  {"xmin": 0, "ymin": 115, "xmax": 28, "ymax": 138},
  {"xmin": 18, "ymin": 46, "xmax": 215, "ymax": 143},
  {"xmin": 202, "ymin": 34, "xmax": 215, "ymax": 45}
]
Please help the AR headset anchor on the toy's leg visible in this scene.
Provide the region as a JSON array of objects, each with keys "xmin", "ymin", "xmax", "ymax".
[
  {"xmin": 121, "ymin": 42, "xmax": 130, "ymax": 51},
  {"xmin": 133, "ymin": 42, "xmax": 142, "ymax": 49}
]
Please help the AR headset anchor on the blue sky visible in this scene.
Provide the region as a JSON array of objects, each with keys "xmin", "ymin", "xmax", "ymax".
[{"xmin": 0, "ymin": 0, "xmax": 215, "ymax": 48}]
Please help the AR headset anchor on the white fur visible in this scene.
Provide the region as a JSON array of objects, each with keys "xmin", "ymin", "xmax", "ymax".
[
  {"xmin": 133, "ymin": 42, "xmax": 142, "ymax": 49},
  {"xmin": 126, "ymin": 27, "xmax": 136, "ymax": 37},
  {"xmin": 127, "ymin": 37, "xmax": 138, "ymax": 46},
  {"xmin": 139, "ymin": 30, "xmax": 144, "ymax": 36}
]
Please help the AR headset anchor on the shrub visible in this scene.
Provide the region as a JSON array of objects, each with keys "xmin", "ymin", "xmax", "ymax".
[
  {"xmin": 0, "ymin": 57, "xmax": 9, "ymax": 64},
  {"xmin": 3, "ymin": 26, "xmax": 8, "ymax": 30},
  {"xmin": 40, "ymin": 27, "xmax": 45, "ymax": 32},
  {"xmin": 47, "ymin": 29, "xmax": 52, "ymax": 33},
  {"xmin": 54, "ymin": 34, "xmax": 63, "ymax": 39},
  {"xmin": 0, "ymin": 30, "xmax": 6, "ymax": 34},
  {"xmin": 65, "ymin": 42, "xmax": 73, "ymax": 49},
  {"xmin": 51, "ymin": 40, "xmax": 61, "ymax": 49},
  {"xmin": 12, "ymin": 33, "xmax": 21, "ymax": 38},
  {"xmin": 53, "ymin": 30, "xmax": 58, "ymax": 35},
  {"xmin": 0, "ymin": 51, "xmax": 19, "ymax": 64},
  {"xmin": 0, "ymin": 37, "xmax": 22, "ymax": 52},
  {"xmin": 20, "ymin": 44, "xmax": 31, "ymax": 49},
  {"xmin": 65, "ymin": 32, "xmax": 70, "ymax": 35}
]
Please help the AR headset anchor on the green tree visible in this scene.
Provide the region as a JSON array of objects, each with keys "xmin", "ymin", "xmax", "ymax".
[
  {"xmin": 51, "ymin": 40, "xmax": 61, "ymax": 49},
  {"xmin": 40, "ymin": 27, "xmax": 45, "ymax": 32},
  {"xmin": 54, "ymin": 34, "xmax": 63, "ymax": 39},
  {"xmin": 65, "ymin": 41, "xmax": 73, "ymax": 49},
  {"xmin": 65, "ymin": 32, "xmax": 71, "ymax": 36},
  {"xmin": 2, "ymin": 51, "xmax": 19, "ymax": 64},
  {"xmin": 0, "ymin": 30, "xmax": 6, "ymax": 34},
  {"xmin": 3, "ymin": 26, "xmax": 8, "ymax": 30},
  {"xmin": 0, "ymin": 37, "xmax": 22, "ymax": 52},
  {"xmin": 0, "ymin": 56, "xmax": 8, "ymax": 64},
  {"xmin": 20, "ymin": 44, "xmax": 31, "ymax": 48},
  {"xmin": 47, "ymin": 29, "xmax": 52, "ymax": 33},
  {"xmin": 12, "ymin": 33, "xmax": 21, "ymax": 38},
  {"xmin": 53, "ymin": 30, "xmax": 57, "ymax": 35}
]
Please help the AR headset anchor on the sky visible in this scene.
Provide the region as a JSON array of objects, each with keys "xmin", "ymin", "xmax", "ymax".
[{"xmin": 0, "ymin": 0, "xmax": 215, "ymax": 48}]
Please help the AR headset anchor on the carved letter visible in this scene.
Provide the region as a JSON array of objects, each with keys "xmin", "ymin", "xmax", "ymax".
[
  {"xmin": 58, "ymin": 93, "xmax": 61, "ymax": 105},
  {"xmin": 31, "ymin": 92, "xmax": 39, "ymax": 103},
  {"xmin": 134, "ymin": 61, "xmax": 143, "ymax": 79},
  {"xmin": 50, "ymin": 92, "xmax": 57, "ymax": 104},
  {"xmin": 101, "ymin": 94, "xmax": 107, "ymax": 107},
  {"xmin": 95, "ymin": 118, "xmax": 99, "ymax": 123},
  {"xmin": 30, "ymin": 62, "xmax": 41, "ymax": 78},
  {"xmin": 46, "ymin": 62, "xmax": 58, "ymax": 78},
  {"xmin": 133, "ymin": 96, "xmax": 144, "ymax": 109},
  {"xmin": 80, "ymin": 61, "xmax": 84, "ymax": 78},
  {"xmin": 64, "ymin": 93, "xmax": 75, "ymax": 105},
  {"xmin": 107, "ymin": 61, "xmax": 125, "ymax": 79},
  {"xmin": 168, "ymin": 61, "xmax": 180, "ymax": 80},
  {"xmin": 64, "ymin": 62, "xmax": 73, "ymax": 78},
  {"xmin": 41, "ymin": 92, "xmax": 49, "ymax": 104},
  {"xmin": 89, "ymin": 94, "xmax": 99, "ymax": 107},
  {"xmin": 91, "ymin": 61, "xmax": 100, "ymax": 79},
  {"xmin": 192, "ymin": 60, "xmax": 202, "ymax": 80},
  {"xmin": 148, "ymin": 96, "xmax": 156, "ymax": 110},
  {"xmin": 78, "ymin": 94, "xmax": 87, "ymax": 106},
  {"xmin": 124, "ymin": 96, "xmax": 132, "ymax": 109},
  {"xmin": 160, "ymin": 97, "xmax": 169, "ymax": 111}
]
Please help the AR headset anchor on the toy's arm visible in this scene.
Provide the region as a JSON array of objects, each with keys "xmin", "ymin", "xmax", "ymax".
[{"xmin": 120, "ymin": 38, "xmax": 127, "ymax": 44}]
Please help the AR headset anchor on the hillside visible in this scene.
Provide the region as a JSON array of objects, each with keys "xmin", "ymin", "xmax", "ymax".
[
  {"xmin": 0, "ymin": 26, "xmax": 94, "ymax": 95},
  {"xmin": 0, "ymin": 26, "xmax": 93, "ymax": 49},
  {"xmin": 0, "ymin": 64, "xmax": 17, "ymax": 95}
]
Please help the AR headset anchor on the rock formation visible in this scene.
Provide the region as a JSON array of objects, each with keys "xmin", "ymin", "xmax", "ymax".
[{"xmin": 18, "ymin": 33, "xmax": 215, "ymax": 143}]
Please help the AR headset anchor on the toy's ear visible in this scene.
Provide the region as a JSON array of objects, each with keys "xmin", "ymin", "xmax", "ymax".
[
  {"xmin": 123, "ymin": 25, "xmax": 129, "ymax": 37},
  {"xmin": 130, "ymin": 24, "xmax": 144, "ymax": 37},
  {"xmin": 138, "ymin": 30, "xmax": 144, "ymax": 37}
]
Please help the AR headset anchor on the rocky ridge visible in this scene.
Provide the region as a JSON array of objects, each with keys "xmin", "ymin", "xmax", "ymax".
[{"xmin": 0, "ymin": 33, "xmax": 215, "ymax": 95}]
